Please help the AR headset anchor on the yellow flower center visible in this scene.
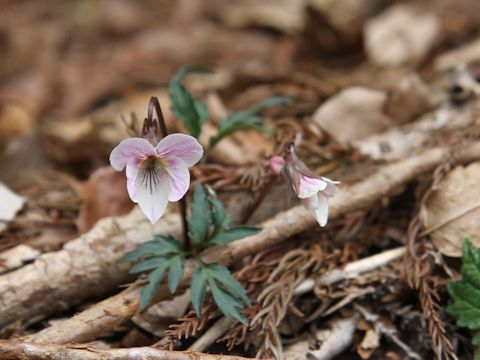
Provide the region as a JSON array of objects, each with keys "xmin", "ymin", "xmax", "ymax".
[{"xmin": 140, "ymin": 156, "xmax": 168, "ymax": 170}]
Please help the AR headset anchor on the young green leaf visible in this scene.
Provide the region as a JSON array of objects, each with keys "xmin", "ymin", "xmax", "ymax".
[
  {"xmin": 208, "ymin": 96, "xmax": 293, "ymax": 149},
  {"xmin": 169, "ymin": 66, "xmax": 210, "ymax": 138},
  {"xmin": 191, "ymin": 266, "xmax": 208, "ymax": 316},
  {"xmin": 209, "ymin": 196, "xmax": 231, "ymax": 237},
  {"xmin": 208, "ymin": 263, "xmax": 251, "ymax": 306},
  {"xmin": 134, "ymin": 254, "xmax": 185, "ymax": 310},
  {"xmin": 188, "ymin": 184, "xmax": 212, "ymax": 244},
  {"xmin": 130, "ymin": 256, "xmax": 165, "ymax": 274},
  {"xmin": 210, "ymin": 280, "xmax": 249, "ymax": 325},
  {"xmin": 248, "ymin": 96, "xmax": 293, "ymax": 114},
  {"xmin": 209, "ymin": 112, "xmax": 263, "ymax": 149},
  {"xmin": 140, "ymin": 262, "xmax": 169, "ymax": 310},
  {"xmin": 209, "ymin": 226, "xmax": 261, "ymax": 246},
  {"xmin": 119, "ymin": 235, "xmax": 183, "ymax": 263},
  {"xmin": 168, "ymin": 255, "xmax": 185, "ymax": 293},
  {"xmin": 448, "ymin": 239, "xmax": 480, "ymax": 359}
]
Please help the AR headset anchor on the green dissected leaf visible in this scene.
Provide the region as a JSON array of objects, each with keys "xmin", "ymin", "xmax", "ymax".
[
  {"xmin": 209, "ymin": 112, "xmax": 263, "ymax": 149},
  {"xmin": 191, "ymin": 266, "xmax": 208, "ymax": 316},
  {"xmin": 209, "ymin": 226, "xmax": 261, "ymax": 246},
  {"xmin": 188, "ymin": 184, "xmax": 212, "ymax": 244},
  {"xmin": 210, "ymin": 280, "xmax": 249, "ymax": 325},
  {"xmin": 209, "ymin": 196, "xmax": 231, "ymax": 237},
  {"xmin": 154, "ymin": 234, "xmax": 184, "ymax": 252},
  {"xmin": 448, "ymin": 239, "xmax": 480, "ymax": 356},
  {"xmin": 167, "ymin": 255, "xmax": 185, "ymax": 293},
  {"xmin": 248, "ymin": 96, "xmax": 293, "ymax": 114},
  {"xmin": 130, "ymin": 256, "xmax": 165, "ymax": 274},
  {"xmin": 208, "ymin": 263, "xmax": 251, "ymax": 306},
  {"xmin": 208, "ymin": 96, "xmax": 292, "ymax": 149},
  {"xmin": 140, "ymin": 261, "xmax": 169, "ymax": 310},
  {"xmin": 190, "ymin": 263, "xmax": 250, "ymax": 324},
  {"xmin": 119, "ymin": 235, "xmax": 183, "ymax": 263},
  {"xmin": 138, "ymin": 254, "xmax": 186, "ymax": 310},
  {"xmin": 448, "ymin": 240, "xmax": 480, "ymax": 329},
  {"xmin": 169, "ymin": 66, "xmax": 210, "ymax": 138}
]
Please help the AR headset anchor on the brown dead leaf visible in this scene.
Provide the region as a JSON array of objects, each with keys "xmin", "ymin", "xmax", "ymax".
[
  {"xmin": 313, "ymin": 87, "xmax": 394, "ymax": 148},
  {"xmin": 219, "ymin": 0, "xmax": 306, "ymax": 34},
  {"xmin": 357, "ymin": 328, "xmax": 380, "ymax": 359},
  {"xmin": 384, "ymin": 74, "xmax": 437, "ymax": 125},
  {"xmin": 76, "ymin": 166, "xmax": 134, "ymax": 233},
  {"xmin": 365, "ymin": 4, "xmax": 441, "ymax": 67},
  {"xmin": 420, "ymin": 162, "xmax": 480, "ymax": 257},
  {"xmin": 0, "ymin": 183, "xmax": 25, "ymax": 233}
]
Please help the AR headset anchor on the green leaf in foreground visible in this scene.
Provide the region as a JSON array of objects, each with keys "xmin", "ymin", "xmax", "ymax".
[
  {"xmin": 169, "ymin": 66, "xmax": 210, "ymax": 138},
  {"xmin": 118, "ymin": 235, "xmax": 183, "ymax": 263},
  {"xmin": 187, "ymin": 184, "xmax": 212, "ymax": 244},
  {"xmin": 191, "ymin": 266, "xmax": 208, "ymax": 316},
  {"xmin": 209, "ymin": 96, "xmax": 293, "ymax": 149},
  {"xmin": 447, "ymin": 238, "xmax": 480, "ymax": 356},
  {"xmin": 137, "ymin": 253, "xmax": 186, "ymax": 310},
  {"xmin": 190, "ymin": 263, "xmax": 250, "ymax": 324},
  {"xmin": 209, "ymin": 226, "xmax": 261, "ymax": 246}
]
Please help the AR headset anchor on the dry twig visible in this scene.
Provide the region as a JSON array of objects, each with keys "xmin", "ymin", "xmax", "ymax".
[{"xmin": 0, "ymin": 341, "xmax": 253, "ymax": 360}]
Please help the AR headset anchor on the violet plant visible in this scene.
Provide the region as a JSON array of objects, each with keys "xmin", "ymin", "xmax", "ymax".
[
  {"xmin": 269, "ymin": 145, "xmax": 340, "ymax": 227},
  {"xmin": 169, "ymin": 66, "xmax": 292, "ymax": 151},
  {"xmin": 112, "ymin": 62, "xmax": 299, "ymax": 323},
  {"xmin": 111, "ymin": 66, "xmax": 295, "ymax": 322}
]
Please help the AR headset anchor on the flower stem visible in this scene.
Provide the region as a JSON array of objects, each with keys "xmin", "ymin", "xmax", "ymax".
[{"xmin": 148, "ymin": 96, "xmax": 191, "ymax": 251}]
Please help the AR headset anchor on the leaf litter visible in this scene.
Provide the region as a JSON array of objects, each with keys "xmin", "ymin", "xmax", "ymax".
[{"xmin": 2, "ymin": 1, "xmax": 480, "ymax": 359}]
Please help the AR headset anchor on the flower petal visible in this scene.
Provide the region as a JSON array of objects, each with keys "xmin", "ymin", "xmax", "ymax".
[
  {"xmin": 314, "ymin": 193, "xmax": 329, "ymax": 227},
  {"xmin": 127, "ymin": 177, "xmax": 137, "ymax": 202},
  {"xmin": 302, "ymin": 193, "xmax": 329, "ymax": 227},
  {"xmin": 269, "ymin": 156, "xmax": 286, "ymax": 175},
  {"xmin": 135, "ymin": 166, "xmax": 170, "ymax": 223},
  {"xmin": 323, "ymin": 178, "xmax": 340, "ymax": 197},
  {"xmin": 297, "ymin": 175, "xmax": 327, "ymax": 199},
  {"xmin": 155, "ymin": 134, "xmax": 203, "ymax": 167},
  {"xmin": 166, "ymin": 158, "xmax": 190, "ymax": 202},
  {"xmin": 109, "ymin": 137, "xmax": 156, "ymax": 171}
]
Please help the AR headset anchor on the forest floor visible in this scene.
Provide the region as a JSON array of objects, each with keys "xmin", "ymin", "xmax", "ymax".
[{"xmin": 2, "ymin": 0, "xmax": 480, "ymax": 359}]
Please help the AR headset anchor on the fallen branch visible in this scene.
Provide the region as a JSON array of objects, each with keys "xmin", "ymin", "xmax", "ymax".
[
  {"xmin": 24, "ymin": 141, "xmax": 480, "ymax": 344},
  {"xmin": 353, "ymin": 100, "xmax": 477, "ymax": 161},
  {"xmin": 188, "ymin": 317, "xmax": 236, "ymax": 352},
  {"xmin": 0, "ymin": 244, "xmax": 40, "ymax": 275},
  {"xmin": 293, "ymin": 246, "xmax": 406, "ymax": 296},
  {"xmin": 0, "ymin": 341, "xmax": 252, "ymax": 360},
  {"xmin": 284, "ymin": 315, "xmax": 359, "ymax": 360},
  {"xmin": 0, "ymin": 208, "xmax": 181, "ymax": 329}
]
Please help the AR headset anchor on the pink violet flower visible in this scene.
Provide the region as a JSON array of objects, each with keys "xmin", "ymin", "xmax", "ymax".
[
  {"xmin": 269, "ymin": 147, "xmax": 340, "ymax": 227},
  {"xmin": 109, "ymin": 134, "xmax": 203, "ymax": 223}
]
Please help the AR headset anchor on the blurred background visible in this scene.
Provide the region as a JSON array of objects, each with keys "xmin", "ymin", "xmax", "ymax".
[
  {"xmin": 1, "ymin": 0, "xmax": 480, "ymax": 181},
  {"xmin": 2, "ymin": 1, "xmax": 480, "ymax": 358}
]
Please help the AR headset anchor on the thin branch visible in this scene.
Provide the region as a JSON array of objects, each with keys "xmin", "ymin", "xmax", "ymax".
[
  {"xmin": 188, "ymin": 317, "xmax": 236, "ymax": 352},
  {"xmin": 0, "ymin": 341, "xmax": 253, "ymax": 360},
  {"xmin": 293, "ymin": 246, "xmax": 406, "ymax": 296}
]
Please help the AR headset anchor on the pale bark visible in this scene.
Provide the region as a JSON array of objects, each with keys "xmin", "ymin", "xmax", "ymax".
[
  {"xmin": 188, "ymin": 317, "xmax": 236, "ymax": 352},
  {"xmin": 24, "ymin": 141, "xmax": 480, "ymax": 345},
  {"xmin": 0, "ymin": 341, "xmax": 252, "ymax": 360},
  {"xmin": 352, "ymin": 102, "xmax": 477, "ymax": 161},
  {"xmin": 293, "ymin": 246, "xmax": 406, "ymax": 296},
  {"xmin": 0, "ymin": 245, "xmax": 40, "ymax": 275},
  {"xmin": 0, "ymin": 208, "xmax": 181, "ymax": 329},
  {"xmin": 284, "ymin": 316, "xmax": 359, "ymax": 360}
]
